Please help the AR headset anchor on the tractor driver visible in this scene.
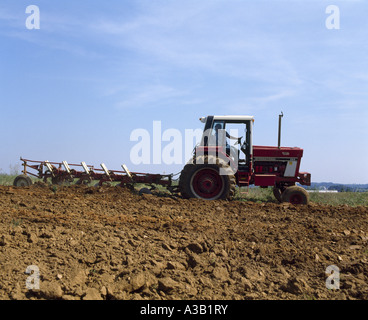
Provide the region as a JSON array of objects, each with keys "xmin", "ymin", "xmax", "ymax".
[{"xmin": 214, "ymin": 123, "xmax": 242, "ymax": 156}]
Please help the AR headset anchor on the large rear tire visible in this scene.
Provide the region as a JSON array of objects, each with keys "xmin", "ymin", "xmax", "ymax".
[
  {"xmin": 281, "ymin": 186, "xmax": 309, "ymax": 205},
  {"xmin": 13, "ymin": 175, "xmax": 33, "ymax": 187},
  {"xmin": 179, "ymin": 156, "xmax": 236, "ymax": 200}
]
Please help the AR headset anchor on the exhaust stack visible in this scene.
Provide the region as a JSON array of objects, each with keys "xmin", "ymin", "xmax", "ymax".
[{"xmin": 278, "ymin": 112, "xmax": 283, "ymax": 149}]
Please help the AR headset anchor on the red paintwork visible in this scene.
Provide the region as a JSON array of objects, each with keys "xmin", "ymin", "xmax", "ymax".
[
  {"xmin": 253, "ymin": 145, "xmax": 303, "ymax": 158},
  {"xmin": 194, "ymin": 145, "xmax": 311, "ymax": 188}
]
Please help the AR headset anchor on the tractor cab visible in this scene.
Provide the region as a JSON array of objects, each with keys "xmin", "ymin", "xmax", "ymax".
[{"xmin": 197, "ymin": 115, "xmax": 254, "ymax": 172}]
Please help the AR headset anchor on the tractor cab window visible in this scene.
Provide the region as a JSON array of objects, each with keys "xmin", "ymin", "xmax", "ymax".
[
  {"xmin": 213, "ymin": 121, "xmax": 226, "ymax": 146},
  {"xmin": 223, "ymin": 122, "xmax": 246, "ymax": 163},
  {"xmin": 208, "ymin": 121, "xmax": 246, "ymax": 162},
  {"xmin": 208, "ymin": 121, "xmax": 225, "ymax": 146}
]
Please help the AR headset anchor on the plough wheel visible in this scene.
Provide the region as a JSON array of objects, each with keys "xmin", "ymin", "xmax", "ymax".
[{"xmin": 13, "ymin": 175, "xmax": 33, "ymax": 187}]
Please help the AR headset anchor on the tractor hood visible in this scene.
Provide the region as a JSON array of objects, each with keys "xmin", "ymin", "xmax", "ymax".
[{"xmin": 253, "ymin": 145, "xmax": 304, "ymax": 159}]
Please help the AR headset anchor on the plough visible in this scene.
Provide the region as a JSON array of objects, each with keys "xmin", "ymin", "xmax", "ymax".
[{"xmin": 14, "ymin": 157, "xmax": 179, "ymax": 195}]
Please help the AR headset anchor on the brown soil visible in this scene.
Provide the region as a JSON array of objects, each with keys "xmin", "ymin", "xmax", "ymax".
[{"xmin": 0, "ymin": 184, "xmax": 367, "ymax": 300}]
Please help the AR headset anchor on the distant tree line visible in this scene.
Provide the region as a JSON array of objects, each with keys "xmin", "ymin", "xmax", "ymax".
[{"xmin": 305, "ymin": 182, "xmax": 368, "ymax": 192}]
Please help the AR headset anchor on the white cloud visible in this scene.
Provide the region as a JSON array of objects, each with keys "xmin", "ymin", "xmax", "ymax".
[
  {"xmin": 88, "ymin": 2, "xmax": 305, "ymax": 91},
  {"xmin": 114, "ymin": 84, "xmax": 186, "ymax": 110}
]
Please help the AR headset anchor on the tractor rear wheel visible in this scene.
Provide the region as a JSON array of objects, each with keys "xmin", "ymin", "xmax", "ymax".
[
  {"xmin": 179, "ymin": 156, "xmax": 236, "ymax": 200},
  {"xmin": 13, "ymin": 175, "xmax": 33, "ymax": 187},
  {"xmin": 281, "ymin": 186, "xmax": 309, "ymax": 205}
]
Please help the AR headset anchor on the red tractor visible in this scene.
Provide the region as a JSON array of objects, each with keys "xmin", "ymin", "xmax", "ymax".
[{"xmin": 179, "ymin": 114, "xmax": 311, "ymax": 204}]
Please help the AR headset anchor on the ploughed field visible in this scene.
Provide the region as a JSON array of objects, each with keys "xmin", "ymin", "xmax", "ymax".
[{"xmin": 0, "ymin": 183, "xmax": 367, "ymax": 300}]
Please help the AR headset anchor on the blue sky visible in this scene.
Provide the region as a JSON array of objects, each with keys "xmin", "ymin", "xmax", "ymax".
[{"xmin": 0, "ymin": 0, "xmax": 367, "ymax": 184}]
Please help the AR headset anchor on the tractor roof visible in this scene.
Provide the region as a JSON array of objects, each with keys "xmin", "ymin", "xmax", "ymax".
[{"xmin": 200, "ymin": 115, "xmax": 254, "ymax": 123}]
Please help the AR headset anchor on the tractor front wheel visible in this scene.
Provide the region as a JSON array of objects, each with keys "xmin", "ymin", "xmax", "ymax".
[{"xmin": 281, "ymin": 186, "xmax": 309, "ymax": 205}]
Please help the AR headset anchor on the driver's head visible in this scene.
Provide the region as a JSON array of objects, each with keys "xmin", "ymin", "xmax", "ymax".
[{"xmin": 214, "ymin": 124, "xmax": 222, "ymax": 131}]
